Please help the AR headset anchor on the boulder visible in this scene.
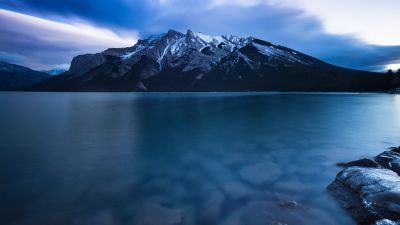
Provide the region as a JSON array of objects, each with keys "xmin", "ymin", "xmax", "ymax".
[
  {"xmin": 375, "ymin": 151, "xmax": 400, "ymax": 170},
  {"xmin": 390, "ymin": 147, "xmax": 400, "ymax": 154},
  {"xmin": 337, "ymin": 158, "xmax": 379, "ymax": 168},
  {"xmin": 238, "ymin": 162, "xmax": 282, "ymax": 186},
  {"xmin": 328, "ymin": 147, "xmax": 400, "ymax": 225},
  {"xmin": 375, "ymin": 219, "xmax": 400, "ymax": 225},
  {"xmin": 239, "ymin": 200, "xmax": 335, "ymax": 225},
  {"xmin": 328, "ymin": 167, "xmax": 400, "ymax": 224},
  {"xmin": 391, "ymin": 159, "xmax": 400, "ymax": 173},
  {"xmin": 132, "ymin": 202, "xmax": 185, "ymax": 225}
]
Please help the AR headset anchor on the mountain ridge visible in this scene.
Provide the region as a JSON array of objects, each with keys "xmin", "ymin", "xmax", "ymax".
[
  {"xmin": 0, "ymin": 61, "xmax": 51, "ymax": 91},
  {"xmin": 28, "ymin": 29, "xmax": 399, "ymax": 92}
]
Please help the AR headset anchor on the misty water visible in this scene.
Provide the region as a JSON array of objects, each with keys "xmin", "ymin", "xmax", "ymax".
[{"xmin": 1, "ymin": 92, "xmax": 400, "ymax": 225}]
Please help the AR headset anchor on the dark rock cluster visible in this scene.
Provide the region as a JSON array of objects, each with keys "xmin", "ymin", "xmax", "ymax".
[{"xmin": 328, "ymin": 147, "xmax": 400, "ymax": 225}]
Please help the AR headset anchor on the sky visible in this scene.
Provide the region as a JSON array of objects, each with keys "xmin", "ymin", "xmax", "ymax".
[{"xmin": 0, "ymin": 0, "xmax": 399, "ymax": 71}]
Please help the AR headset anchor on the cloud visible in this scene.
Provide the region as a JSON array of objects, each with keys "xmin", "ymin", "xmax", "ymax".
[
  {"xmin": 0, "ymin": 9, "xmax": 137, "ymax": 70},
  {"xmin": 270, "ymin": 0, "xmax": 400, "ymax": 46},
  {"xmin": 204, "ymin": 0, "xmax": 400, "ymax": 45},
  {"xmin": 209, "ymin": 0, "xmax": 262, "ymax": 7},
  {"xmin": 0, "ymin": 0, "xmax": 155, "ymax": 28},
  {"xmin": 0, "ymin": 0, "xmax": 399, "ymax": 71}
]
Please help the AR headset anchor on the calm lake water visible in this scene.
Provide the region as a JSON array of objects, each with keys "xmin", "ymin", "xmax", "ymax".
[{"xmin": 1, "ymin": 92, "xmax": 400, "ymax": 225}]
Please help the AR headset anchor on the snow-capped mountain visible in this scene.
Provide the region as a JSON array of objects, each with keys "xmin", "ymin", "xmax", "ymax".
[
  {"xmin": 30, "ymin": 30, "xmax": 398, "ymax": 92},
  {"xmin": 0, "ymin": 61, "xmax": 50, "ymax": 91}
]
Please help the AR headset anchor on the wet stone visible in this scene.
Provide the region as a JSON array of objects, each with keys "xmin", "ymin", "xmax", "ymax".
[
  {"xmin": 337, "ymin": 158, "xmax": 379, "ymax": 168},
  {"xmin": 240, "ymin": 201, "xmax": 335, "ymax": 225},
  {"xmin": 390, "ymin": 159, "xmax": 400, "ymax": 174},
  {"xmin": 375, "ymin": 219, "xmax": 400, "ymax": 225},
  {"xmin": 222, "ymin": 181, "xmax": 254, "ymax": 199},
  {"xmin": 327, "ymin": 167, "xmax": 400, "ymax": 224},
  {"xmin": 278, "ymin": 201, "xmax": 298, "ymax": 208},
  {"xmin": 199, "ymin": 191, "xmax": 225, "ymax": 224},
  {"xmin": 375, "ymin": 151, "xmax": 400, "ymax": 169},
  {"xmin": 238, "ymin": 162, "xmax": 282, "ymax": 186},
  {"xmin": 390, "ymin": 147, "xmax": 400, "ymax": 154},
  {"xmin": 132, "ymin": 202, "xmax": 185, "ymax": 225}
]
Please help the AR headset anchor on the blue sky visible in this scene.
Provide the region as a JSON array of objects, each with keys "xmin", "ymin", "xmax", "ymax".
[{"xmin": 0, "ymin": 0, "xmax": 399, "ymax": 71}]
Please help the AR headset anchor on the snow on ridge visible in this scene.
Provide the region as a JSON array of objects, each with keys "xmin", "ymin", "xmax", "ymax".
[
  {"xmin": 194, "ymin": 32, "xmax": 214, "ymax": 43},
  {"xmin": 122, "ymin": 30, "xmax": 255, "ymax": 61},
  {"xmin": 169, "ymin": 37, "xmax": 186, "ymax": 55},
  {"xmin": 122, "ymin": 45, "xmax": 145, "ymax": 60},
  {"xmin": 122, "ymin": 32, "xmax": 187, "ymax": 61},
  {"xmin": 121, "ymin": 30, "xmax": 306, "ymax": 66},
  {"xmin": 194, "ymin": 32, "xmax": 230, "ymax": 46},
  {"xmin": 252, "ymin": 42, "xmax": 310, "ymax": 65}
]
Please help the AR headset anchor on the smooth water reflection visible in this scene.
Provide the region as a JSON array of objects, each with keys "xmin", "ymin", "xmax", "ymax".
[{"xmin": 0, "ymin": 92, "xmax": 400, "ymax": 225}]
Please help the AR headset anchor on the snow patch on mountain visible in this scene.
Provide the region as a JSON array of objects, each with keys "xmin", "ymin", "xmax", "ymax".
[
  {"xmin": 122, "ymin": 45, "xmax": 145, "ymax": 60},
  {"xmin": 253, "ymin": 42, "xmax": 311, "ymax": 65},
  {"xmin": 121, "ymin": 30, "xmax": 255, "ymax": 62},
  {"xmin": 194, "ymin": 32, "xmax": 225, "ymax": 46}
]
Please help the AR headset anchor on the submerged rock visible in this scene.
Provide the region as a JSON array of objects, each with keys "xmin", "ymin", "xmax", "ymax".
[
  {"xmin": 239, "ymin": 200, "xmax": 335, "ymax": 225},
  {"xmin": 199, "ymin": 191, "xmax": 225, "ymax": 224},
  {"xmin": 132, "ymin": 202, "xmax": 185, "ymax": 225},
  {"xmin": 328, "ymin": 147, "xmax": 400, "ymax": 225},
  {"xmin": 238, "ymin": 162, "xmax": 282, "ymax": 186}
]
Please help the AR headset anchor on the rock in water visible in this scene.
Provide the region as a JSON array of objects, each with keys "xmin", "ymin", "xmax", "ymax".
[
  {"xmin": 132, "ymin": 202, "xmax": 185, "ymax": 225},
  {"xmin": 328, "ymin": 147, "xmax": 400, "ymax": 225},
  {"xmin": 328, "ymin": 167, "xmax": 400, "ymax": 223},
  {"xmin": 238, "ymin": 162, "xmax": 282, "ymax": 186},
  {"xmin": 337, "ymin": 158, "xmax": 379, "ymax": 168},
  {"xmin": 375, "ymin": 151, "xmax": 400, "ymax": 170},
  {"xmin": 375, "ymin": 219, "xmax": 400, "ymax": 225},
  {"xmin": 390, "ymin": 147, "xmax": 400, "ymax": 154},
  {"xmin": 239, "ymin": 201, "xmax": 335, "ymax": 225}
]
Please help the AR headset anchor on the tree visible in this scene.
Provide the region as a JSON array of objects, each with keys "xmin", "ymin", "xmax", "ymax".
[
  {"xmin": 388, "ymin": 69, "xmax": 394, "ymax": 74},
  {"xmin": 398, "ymin": 68, "xmax": 400, "ymax": 75}
]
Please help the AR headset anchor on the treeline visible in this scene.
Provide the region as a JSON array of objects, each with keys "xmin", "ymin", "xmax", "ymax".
[{"xmin": 388, "ymin": 68, "xmax": 400, "ymax": 75}]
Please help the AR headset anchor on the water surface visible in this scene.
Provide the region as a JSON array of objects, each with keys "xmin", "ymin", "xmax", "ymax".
[{"xmin": 1, "ymin": 92, "xmax": 400, "ymax": 225}]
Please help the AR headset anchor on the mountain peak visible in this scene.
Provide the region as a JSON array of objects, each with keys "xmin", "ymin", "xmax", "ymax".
[
  {"xmin": 33, "ymin": 29, "xmax": 396, "ymax": 92},
  {"xmin": 186, "ymin": 29, "xmax": 195, "ymax": 36},
  {"xmin": 167, "ymin": 29, "xmax": 182, "ymax": 35}
]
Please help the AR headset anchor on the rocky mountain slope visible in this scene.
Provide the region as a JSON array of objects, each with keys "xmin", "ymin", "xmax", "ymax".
[
  {"xmin": 0, "ymin": 61, "xmax": 50, "ymax": 91},
  {"xmin": 29, "ymin": 30, "xmax": 399, "ymax": 92}
]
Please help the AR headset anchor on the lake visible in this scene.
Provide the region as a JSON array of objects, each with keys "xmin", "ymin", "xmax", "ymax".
[{"xmin": 1, "ymin": 92, "xmax": 400, "ymax": 225}]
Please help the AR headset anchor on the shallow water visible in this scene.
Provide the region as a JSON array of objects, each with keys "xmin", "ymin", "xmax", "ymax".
[{"xmin": 1, "ymin": 92, "xmax": 400, "ymax": 225}]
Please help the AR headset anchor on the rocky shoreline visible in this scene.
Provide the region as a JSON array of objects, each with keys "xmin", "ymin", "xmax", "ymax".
[{"xmin": 327, "ymin": 147, "xmax": 400, "ymax": 225}]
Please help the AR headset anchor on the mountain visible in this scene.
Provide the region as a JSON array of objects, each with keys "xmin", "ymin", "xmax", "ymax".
[
  {"xmin": 0, "ymin": 61, "xmax": 50, "ymax": 91},
  {"xmin": 29, "ymin": 30, "xmax": 399, "ymax": 92},
  {"xmin": 43, "ymin": 69, "xmax": 67, "ymax": 76}
]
